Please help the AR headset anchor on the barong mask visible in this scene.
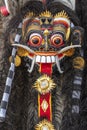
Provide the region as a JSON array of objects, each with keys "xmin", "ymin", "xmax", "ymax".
[
  {"xmin": 0, "ymin": 0, "xmax": 85, "ymax": 129},
  {"xmin": 11, "ymin": 10, "xmax": 83, "ymax": 74}
]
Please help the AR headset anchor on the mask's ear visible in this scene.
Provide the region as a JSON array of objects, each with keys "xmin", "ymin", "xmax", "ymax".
[{"xmin": 70, "ymin": 26, "xmax": 84, "ymax": 45}]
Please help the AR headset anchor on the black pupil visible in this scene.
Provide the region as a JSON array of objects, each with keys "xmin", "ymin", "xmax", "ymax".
[
  {"xmin": 32, "ymin": 38, "xmax": 39, "ymax": 44},
  {"xmin": 54, "ymin": 38, "xmax": 61, "ymax": 45}
]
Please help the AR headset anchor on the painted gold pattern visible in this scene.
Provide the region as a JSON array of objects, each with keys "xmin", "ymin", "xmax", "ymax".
[
  {"xmin": 66, "ymin": 27, "xmax": 70, "ymax": 41},
  {"xmin": 53, "ymin": 26, "xmax": 66, "ymax": 33},
  {"xmin": 35, "ymin": 119, "xmax": 55, "ymax": 130},
  {"xmin": 27, "ymin": 25, "xmax": 40, "ymax": 34}
]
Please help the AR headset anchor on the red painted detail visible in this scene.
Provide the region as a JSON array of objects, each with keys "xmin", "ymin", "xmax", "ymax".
[
  {"xmin": 41, "ymin": 28, "xmax": 53, "ymax": 31},
  {"xmin": 31, "ymin": 20, "xmax": 40, "ymax": 24},
  {"xmin": 58, "ymin": 53, "xmax": 64, "ymax": 58},
  {"xmin": 28, "ymin": 53, "xmax": 34, "ymax": 58},
  {"xmin": 0, "ymin": 6, "xmax": 9, "ymax": 16},
  {"xmin": 53, "ymin": 20, "xmax": 69, "ymax": 28},
  {"xmin": 40, "ymin": 63, "xmax": 52, "ymax": 76},
  {"xmin": 39, "ymin": 93, "xmax": 52, "ymax": 121}
]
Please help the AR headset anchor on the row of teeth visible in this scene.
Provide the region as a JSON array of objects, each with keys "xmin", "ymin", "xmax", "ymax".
[
  {"xmin": 35, "ymin": 55, "xmax": 56, "ymax": 63},
  {"xmin": 28, "ymin": 55, "xmax": 63, "ymax": 73}
]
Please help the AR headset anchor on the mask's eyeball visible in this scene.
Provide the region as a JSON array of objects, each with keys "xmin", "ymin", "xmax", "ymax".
[
  {"xmin": 28, "ymin": 33, "xmax": 42, "ymax": 47},
  {"xmin": 50, "ymin": 34, "xmax": 63, "ymax": 48}
]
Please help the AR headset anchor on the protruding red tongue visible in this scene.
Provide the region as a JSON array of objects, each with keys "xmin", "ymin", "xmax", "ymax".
[{"xmin": 39, "ymin": 63, "xmax": 52, "ymax": 76}]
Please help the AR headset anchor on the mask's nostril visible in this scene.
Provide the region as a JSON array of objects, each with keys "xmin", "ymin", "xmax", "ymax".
[
  {"xmin": 39, "ymin": 47, "xmax": 44, "ymax": 51},
  {"xmin": 49, "ymin": 47, "xmax": 54, "ymax": 51}
]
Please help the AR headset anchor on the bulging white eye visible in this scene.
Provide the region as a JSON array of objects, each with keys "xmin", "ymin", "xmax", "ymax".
[
  {"xmin": 28, "ymin": 33, "xmax": 42, "ymax": 47},
  {"xmin": 50, "ymin": 34, "xmax": 63, "ymax": 47}
]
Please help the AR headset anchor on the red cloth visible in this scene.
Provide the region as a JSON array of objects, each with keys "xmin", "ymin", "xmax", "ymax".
[{"xmin": 38, "ymin": 93, "xmax": 52, "ymax": 121}]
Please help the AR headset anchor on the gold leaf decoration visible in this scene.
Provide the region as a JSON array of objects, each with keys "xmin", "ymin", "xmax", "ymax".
[
  {"xmin": 9, "ymin": 55, "xmax": 21, "ymax": 67},
  {"xmin": 33, "ymin": 75, "xmax": 56, "ymax": 94},
  {"xmin": 73, "ymin": 57, "xmax": 85, "ymax": 69},
  {"xmin": 17, "ymin": 47, "xmax": 29, "ymax": 57}
]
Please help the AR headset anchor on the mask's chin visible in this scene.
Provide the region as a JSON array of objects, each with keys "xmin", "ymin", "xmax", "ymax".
[{"xmin": 12, "ymin": 44, "xmax": 81, "ymax": 74}]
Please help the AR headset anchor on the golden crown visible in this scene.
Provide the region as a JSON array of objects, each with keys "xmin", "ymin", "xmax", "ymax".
[
  {"xmin": 24, "ymin": 10, "xmax": 69, "ymax": 20},
  {"xmin": 54, "ymin": 10, "xmax": 69, "ymax": 19}
]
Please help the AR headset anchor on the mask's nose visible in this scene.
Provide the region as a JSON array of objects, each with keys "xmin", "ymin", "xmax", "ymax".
[{"xmin": 43, "ymin": 29, "xmax": 49, "ymax": 51}]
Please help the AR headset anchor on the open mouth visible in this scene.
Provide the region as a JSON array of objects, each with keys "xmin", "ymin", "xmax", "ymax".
[
  {"xmin": 34, "ymin": 52, "xmax": 64, "ymax": 63},
  {"xmin": 12, "ymin": 44, "xmax": 81, "ymax": 73}
]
